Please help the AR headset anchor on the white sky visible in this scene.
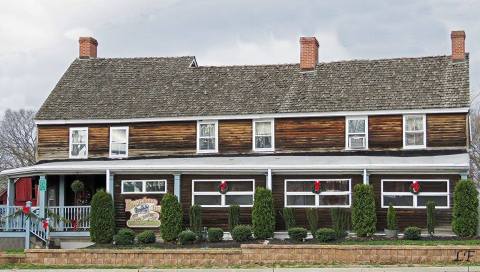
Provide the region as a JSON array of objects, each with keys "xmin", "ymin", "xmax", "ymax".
[{"xmin": 1, "ymin": 0, "xmax": 479, "ymax": 113}]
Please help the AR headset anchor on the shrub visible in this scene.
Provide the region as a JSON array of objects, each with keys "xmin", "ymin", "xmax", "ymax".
[
  {"xmin": 452, "ymin": 179, "xmax": 479, "ymax": 237},
  {"xmin": 315, "ymin": 228, "xmax": 337, "ymax": 242},
  {"xmin": 189, "ymin": 204, "xmax": 202, "ymax": 235},
  {"xmin": 114, "ymin": 228, "xmax": 135, "ymax": 245},
  {"xmin": 160, "ymin": 193, "xmax": 183, "ymax": 242},
  {"xmin": 288, "ymin": 227, "xmax": 307, "ymax": 241},
  {"xmin": 207, "ymin": 228, "xmax": 224, "ymax": 242},
  {"xmin": 386, "ymin": 205, "xmax": 397, "ymax": 230},
  {"xmin": 137, "ymin": 230, "xmax": 156, "ymax": 244},
  {"xmin": 178, "ymin": 230, "xmax": 197, "ymax": 245},
  {"xmin": 426, "ymin": 201, "xmax": 436, "ymax": 236},
  {"xmin": 404, "ymin": 226, "xmax": 421, "ymax": 240},
  {"xmin": 252, "ymin": 188, "xmax": 275, "ymax": 239},
  {"xmin": 281, "ymin": 207, "xmax": 296, "ymax": 230},
  {"xmin": 331, "ymin": 208, "xmax": 350, "ymax": 238},
  {"xmin": 231, "ymin": 225, "xmax": 252, "ymax": 242},
  {"xmin": 228, "ymin": 204, "xmax": 240, "ymax": 231},
  {"xmin": 306, "ymin": 208, "xmax": 319, "ymax": 235},
  {"xmin": 351, "ymin": 184, "xmax": 377, "ymax": 237},
  {"xmin": 90, "ymin": 190, "xmax": 115, "ymax": 244}
]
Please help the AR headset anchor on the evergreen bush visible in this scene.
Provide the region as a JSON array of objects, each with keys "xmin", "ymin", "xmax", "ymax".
[
  {"xmin": 137, "ymin": 230, "xmax": 156, "ymax": 244},
  {"xmin": 306, "ymin": 208, "xmax": 319, "ymax": 235},
  {"xmin": 351, "ymin": 184, "xmax": 377, "ymax": 237},
  {"xmin": 252, "ymin": 187, "xmax": 275, "ymax": 239},
  {"xmin": 114, "ymin": 228, "xmax": 135, "ymax": 245},
  {"xmin": 452, "ymin": 179, "xmax": 479, "ymax": 237},
  {"xmin": 426, "ymin": 201, "xmax": 436, "ymax": 236},
  {"xmin": 189, "ymin": 204, "xmax": 202, "ymax": 235},
  {"xmin": 386, "ymin": 205, "xmax": 397, "ymax": 230},
  {"xmin": 404, "ymin": 226, "xmax": 421, "ymax": 240},
  {"xmin": 288, "ymin": 227, "xmax": 307, "ymax": 241},
  {"xmin": 160, "ymin": 193, "xmax": 183, "ymax": 242},
  {"xmin": 90, "ymin": 190, "xmax": 115, "ymax": 244},
  {"xmin": 207, "ymin": 227, "xmax": 224, "ymax": 242},
  {"xmin": 228, "ymin": 204, "xmax": 240, "ymax": 231},
  {"xmin": 281, "ymin": 207, "xmax": 296, "ymax": 230},
  {"xmin": 331, "ymin": 208, "xmax": 350, "ymax": 238},
  {"xmin": 178, "ymin": 230, "xmax": 197, "ymax": 245},
  {"xmin": 315, "ymin": 228, "xmax": 337, "ymax": 242},
  {"xmin": 231, "ymin": 225, "xmax": 252, "ymax": 242}
]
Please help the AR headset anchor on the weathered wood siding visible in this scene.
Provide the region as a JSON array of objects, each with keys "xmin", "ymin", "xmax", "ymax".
[
  {"xmin": 37, "ymin": 126, "xmax": 69, "ymax": 161},
  {"xmin": 427, "ymin": 113, "xmax": 467, "ymax": 147},
  {"xmin": 368, "ymin": 115, "xmax": 403, "ymax": 149},
  {"xmin": 219, "ymin": 120, "xmax": 252, "ymax": 153}
]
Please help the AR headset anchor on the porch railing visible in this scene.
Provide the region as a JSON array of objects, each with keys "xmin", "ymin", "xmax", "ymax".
[
  {"xmin": 0, "ymin": 205, "xmax": 26, "ymax": 231},
  {"xmin": 47, "ymin": 206, "xmax": 91, "ymax": 231}
]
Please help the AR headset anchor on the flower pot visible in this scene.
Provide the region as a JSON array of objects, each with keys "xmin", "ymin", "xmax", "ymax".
[{"xmin": 384, "ymin": 228, "xmax": 398, "ymax": 238}]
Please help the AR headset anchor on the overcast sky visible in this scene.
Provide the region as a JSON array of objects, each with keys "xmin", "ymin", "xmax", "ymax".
[{"xmin": 1, "ymin": 0, "xmax": 479, "ymax": 114}]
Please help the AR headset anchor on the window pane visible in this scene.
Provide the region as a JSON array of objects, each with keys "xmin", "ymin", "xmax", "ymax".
[
  {"xmin": 348, "ymin": 119, "xmax": 365, "ymax": 133},
  {"xmin": 111, "ymin": 129, "xmax": 127, "ymax": 143},
  {"xmin": 418, "ymin": 182, "xmax": 448, "ymax": 193},
  {"xmin": 348, "ymin": 135, "xmax": 366, "ymax": 149},
  {"xmin": 199, "ymin": 138, "xmax": 215, "ymax": 150},
  {"xmin": 322, "ymin": 180, "xmax": 349, "ymax": 192},
  {"xmin": 111, "ymin": 143, "xmax": 127, "ymax": 156},
  {"xmin": 255, "ymin": 136, "xmax": 272, "ymax": 149},
  {"xmin": 406, "ymin": 116, "xmax": 424, "ymax": 131},
  {"xmin": 417, "ymin": 196, "xmax": 448, "ymax": 207},
  {"xmin": 255, "ymin": 122, "xmax": 271, "ymax": 136},
  {"xmin": 71, "ymin": 144, "xmax": 87, "ymax": 157},
  {"xmin": 123, "ymin": 181, "xmax": 142, "ymax": 193},
  {"xmin": 228, "ymin": 181, "xmax": 253, "ymax": 192},
  {"xmin": 383, "ymin": 181, "xmax": 411, "ymax": 192},
  {"xmin": 383, "ymin": 195, "xmax": 413, "ymax": 207},
  {"xmin": 194, "ymin": 195, "xmax": 221, "ymax": 206},
  {"xmin": 194, "ymin": 181, "xmax": 219, "ymax": 192},
  {"xmin": 406, "ymin": 132, "xmax": 424, "ymax": 146},
  {"xmin": 318, "ymin": 195, "xmax": 349, "ymax": 206},
  {"xmin": 226, "ymin": 195, "xmax": 253, "ymax": 205},
  {"xmin": 146, "ymin": 181, "xmax": 165, "ymax": 192},
  {"xmin": 287, "ymin": 195, "xmax": 315, "ymax": 206},
  {"xmin": 286, "ymin": 181, "xmax": 314, "ymax": 192},
  {"xmin": 72, "ymin": 129, "xmax": 87, "ymax": 144},
  {"xmin": 200, "ymin": 124, "xmax": 215, "ymax": 137}
]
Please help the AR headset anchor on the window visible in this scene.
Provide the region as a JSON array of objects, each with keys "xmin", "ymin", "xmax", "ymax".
[
  {"xmin": 192, "ymin": 179, "xmax": 255, "ymax": 207},
  {"xmin": 285, "ymin": 179, "xmax": 351, "ymax": 208},
  {"xmin": 110, "ymin": 127, "xmax": 129, "ymax": 158},
  {"xmin": 253, "ymin": 119, "xmax": 274, "ymax": 151},
  {"xmin": 197, "ymin": 121, "xmax": 218, "ymax": 153},
  {"xmin": 346, "ymin": 116, "xmax": 368, "ymax": 150},
  {"xmin": 69, "ymin": 127, "xmax": 88, "ymax": 159},
  {"xmin": 403, "ymin": 115, "xmax": 426, "ymax": 148},
  {"xmin": 381, "ymin": 179, "xmax": 449, "ymax": 209},
  {"xmin": 121, "ymin": 180, "xmax": 167, "ymax": 194}
]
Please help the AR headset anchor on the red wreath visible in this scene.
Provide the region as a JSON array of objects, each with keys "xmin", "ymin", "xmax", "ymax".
[
  {"xmin": 410, "ymin": 181, "xmax": 421, "ymax": 194},
  {"xmin": 42, "ymin": 219, "xmax": 49, "ymax": 230},
  {"xmin": 312, "ymin": 180, "xmax": 321, "ymax": 194},
  {"xmin": 22, "ymin": 206, "xmax": 30, "ymax": 215},
  {"xmin": 218, "ymin": 181, "xmax": 229, "ymax": 194},
  {"xmin": 71, "ymin": 219, "xmax": 78, "ymax": 231}
]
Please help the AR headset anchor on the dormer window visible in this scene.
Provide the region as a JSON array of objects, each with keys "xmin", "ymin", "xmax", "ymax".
[
  {"xmin": 110, "ymin": 127, "xmax": 129, "ymax": 158},
  {"xmin": 197, "ymin": 120, "xmax": 218, "ymax": 153},
  {"xmin": 69, "ymin": 127, "xmax": 88, "ymax": 159},
  {"xmin": 346, "ymin": 116, "xmax": 368, "ymax": 150},
  {"xmin": 253, "ymin": 119, "xmax": 274, "ymax": 152},
  {"xmin": 403, "ymin": 115, "xmax": 426, "ymax": 149}
]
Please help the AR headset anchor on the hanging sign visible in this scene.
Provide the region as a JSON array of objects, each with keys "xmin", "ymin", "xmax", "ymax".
[
  {"xmin": 39, "ymin": 176, "xmax": 47, "ymax": 192},
  {"xmin": 125, "ymin": 197, "xmax": 161, "ymax": 228}
]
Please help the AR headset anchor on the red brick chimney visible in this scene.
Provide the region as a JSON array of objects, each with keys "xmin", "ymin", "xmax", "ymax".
[
  {"xmin": 79, "ymin": 37, "xmax": 98, "ymax": 59},
  {"xmin": 300, "ymin": 37, "xmax": 319, "ymax": 70},
  {"xmin": 451, "ymin": 30, "xmax": 466, "ymax": 62}
]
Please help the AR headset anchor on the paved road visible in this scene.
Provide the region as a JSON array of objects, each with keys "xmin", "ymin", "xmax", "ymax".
[{"xmin": 2, "ymin": 268, "xmax": 480, "ymax": 272}]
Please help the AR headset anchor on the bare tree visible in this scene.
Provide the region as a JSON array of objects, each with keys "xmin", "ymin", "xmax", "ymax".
[
  {"xmin": 0, "ymin": 109, "xmax": 36, "ymax": 170},
  {"xmin": 470, "ymin": 107, "xmax": 480, "ymax": 182}
]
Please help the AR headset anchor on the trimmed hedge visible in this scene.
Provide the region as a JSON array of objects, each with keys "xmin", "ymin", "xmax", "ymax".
[
  {"xmin": 178, "ymin": 230, "xmax": 197, "ymax": 245},
  {"xmin": 252, "ymin": 187, "xmax": 275, "ymax": 239},
  {"xmin": 281, "ymin": 207, "xmax": 296, "ymax": 230},
  {"xmin": 315, "ymin": 228, "xmax": 337, "ymax": 242},
  {"xmin": 288, "ymin": 227, "xmax": 307, "ymax": 241},
  {"xmin": 306, "ymin": 208, "xmax": 318, "ymax": 235},
  {"xmin": 90, "ymin": 190, "xmax": 116, "ymax": 244},
  {"xmin": 228, "ymin": 204, "xmax": 240, "ymax": 231},
  {"xmin": 352, "ymin": 184, "xmax": 377, "ymax": 237},
  {"xmin": 331, "ymin": 208, "xmax": 350, "ymax": 238},
  {"xmin": 404, "ymin": 226, "xmax": 421, "ymax": 240},
  {"xmin": 137, "ymin": 230, "xmax": 156, "ymax": 244},
  {"xmin": 207, "ymin": 228, "xmax": 224, "ymax": 242},
  {"xmin": 114, "ymin": 228, "xmax": 135, "ymax": 245},
  {"xmin": 231, "ymin": 225, "xmax": 252, "ymax": 242},
  {"xmin": 386, "ymin": 205, "xmax": 397, "ymax": 230},
  {"xmin": 452, "ymin": 179, "xmax": 479, "ymax": 237},
  {"xmin": 427, "ymin": 201, "xmax": 436, "ymax": 236},
  {"xmin": 160, "ymin": 193, "xmax": 183, "ymax": 242},
  {"xmin": 189, "ymin": 204, "xmax": 202, "ymax": 235}
]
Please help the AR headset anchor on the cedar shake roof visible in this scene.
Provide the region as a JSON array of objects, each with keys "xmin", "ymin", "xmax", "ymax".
[{"xmin": 36, "ymin": 55, "xmax": 470, "ymax": 120}]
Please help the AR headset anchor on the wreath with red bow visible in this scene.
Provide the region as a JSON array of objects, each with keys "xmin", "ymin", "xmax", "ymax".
[
  {"xmin": 312, "ymin": 180, "xmax": 321, "ymax": 194},
  {"xmin": 218, "ymin": 181, "xmax": 229, "ymax": 194},
  {"xmin": 410, "ymin": 181, "xmax": 421, "ymax": 194}
]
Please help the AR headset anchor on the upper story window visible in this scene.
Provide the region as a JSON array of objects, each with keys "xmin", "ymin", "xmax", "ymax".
[
  {"xmin": 192, "ymin": 179, "xmax": 255, "ymax": 207},
  {"xmin": 346, "ymin": 116, "xmax": 368, "ymax": 150},
  {"xmin": 285, "ymin": 179, "xmax": 351, "ymax": 208},
  {"xmin": 381, "ymin": 179, "xmax": 449, "ymax": 209},
  {"xmin": 197, "ymin": 120, "xmax": 218, "ymax": 153},
  {"xmin": 69, "ymin": 127, "xmax": 88, "ymax": 159},
  {"xmin": 110, "ymin": 127, "xmax": 129, "ymax": 158},
  {"xmin": 253, "ymin": 119, "xmax": 274, "ymax": 152},
  {"xmin": 403, "ymin": 115, "xmax": 426, "ymax": 149},
  {"xmin": 121, "ymin": 180, "xmax": 167, "ymax": 194}
]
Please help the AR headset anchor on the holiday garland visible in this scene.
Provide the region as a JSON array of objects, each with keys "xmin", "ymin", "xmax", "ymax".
[{"xmin": 1, "ymin": 207, "xmax": 89, "ymax": 231}]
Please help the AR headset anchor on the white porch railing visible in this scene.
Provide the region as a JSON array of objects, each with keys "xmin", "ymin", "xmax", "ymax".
[
  {"xmin": 47, "ymin": 206, "xmax": 91, "ymax": 231},
  {"xmin": 0, "ymin": 205, "xmax": 26, "ymax": 230}
]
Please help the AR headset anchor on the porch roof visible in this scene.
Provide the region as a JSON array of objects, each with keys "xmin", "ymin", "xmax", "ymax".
[{"xmin": 0, "ymin": 153, "xmax": 469, "ymax": 177}]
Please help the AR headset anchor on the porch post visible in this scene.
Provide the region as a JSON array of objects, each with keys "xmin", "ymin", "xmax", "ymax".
[
  {"xmin": 106, "ymin": 170, "xmax": 114, "ymax": 198},
  {"xmin": 6, "ymin": 178, "xmax": 15, "ymax": 207},
  {"xmin": 174, "ymin": 173, "xmax": 181, "ymax": 201},
  {"xmin": 38, "ymin": 176, "xmax": 47, "ymax": 218},
  {"xmin": 58, "ymin": 175, "xmax": 65, "ymax": 231},
  {"xmin": 363, "ymin": 169, "xmax": 369, "ymax": 185},
  {"xmin": 266, "ymin": 169, "xmax": 272, "ymax": 190}
]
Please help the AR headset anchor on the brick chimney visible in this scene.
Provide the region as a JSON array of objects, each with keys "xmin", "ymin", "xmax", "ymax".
[
  {"xmin": 451, "ymin": 30, "xmax": 466, "ymax": 62},
  {"xmin": 79, "ymin": 37, "xmax": 98, "ymax": 59},
  {"xmin": 300, "ymin": 37, "xmax": 319, "ymax": 70}
]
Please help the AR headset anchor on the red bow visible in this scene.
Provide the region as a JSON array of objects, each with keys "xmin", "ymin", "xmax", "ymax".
[
  {"xmin": 313, "ymin": 180, "xmax": 321, "ymax": 194},
  {"xmin": 219, "ymin": 181, "xmax": 228, "ymax": 194},
  {"xmin": 42, "ymin": 219, "xmax": 49, "ymax": 230},
  {"xmin": 71, "ymin": 219, "xmax": 78, "ymax": 231},
  {"xmin": 410, "ymin": 181, "xmax": 420, "ymax": 194},
  {"xmin": 22, "ymin": 206, "xmax": 30, "ymax": 215}
]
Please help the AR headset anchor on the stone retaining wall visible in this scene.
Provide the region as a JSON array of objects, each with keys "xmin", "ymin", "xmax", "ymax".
[{"xmin": 24, "ymin": 245, "xmax": 480, "ymax": 267}]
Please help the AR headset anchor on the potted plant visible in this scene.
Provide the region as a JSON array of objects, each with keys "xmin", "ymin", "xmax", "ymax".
[{"xmin": 384, "ymin": 204, "xmax": 398, "ymax": 238}]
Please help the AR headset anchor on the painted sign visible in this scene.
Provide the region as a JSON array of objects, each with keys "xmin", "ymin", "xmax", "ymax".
[
  {"xmin": 39, "ymin": 176, "xmax": 47, "ymax": 192},
  {"xmin": 125, "ymin": 198, "xmax": 161, "ymax": 228}
]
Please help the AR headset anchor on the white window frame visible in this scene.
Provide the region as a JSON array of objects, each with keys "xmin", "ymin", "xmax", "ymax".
[
  {"xmin": 192, "ymin": 179, "xmax": 255, "ymax": 207},
  {"xmin": 284, "ymin": 179, "xmax": 352, "ymax": 208},
  {"xmin": 403, "ymin": 114, "xmax": 427, "ymax": 149},
  {"xmin": 69, "ymin": 127, "xmax": 88, "ymax": 159},
  {"xmin": 345, "ymin": 116, "xmax": 368, "ymax": 150},
  {"xmin": 381, "ymin": 179, "xmax": 449, "ymax": 209},
  {"xmin": 252, "ymin": 119, "xmax": 275, "ymax": 152},
  {"xmin": 196, "ymin": 120, "xmax": 218, "ymax": 153},
  {"xmin": 121, "ymin": 180, "xmax": 167, "ymax": 194},
  {"xmin": 109, "ymin": 126, "xmax": 129, "ymax": 158}
]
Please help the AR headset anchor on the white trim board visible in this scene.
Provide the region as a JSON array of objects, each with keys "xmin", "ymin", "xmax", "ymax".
[{"xmin": 35, "ymin": 107, "xmax": 469, "ymax": 125}]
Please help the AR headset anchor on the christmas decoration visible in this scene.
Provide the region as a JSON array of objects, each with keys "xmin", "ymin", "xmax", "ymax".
[
  {"xmin": 42, "ymin": 219, "xmax": 49, "ymax": 230},
  {"xmin": 218, "ymin": 181, "xmax": 229, "ymax": 194},
  {"xmin": 312, "ymin": 180, "xmax": 321, "ymax": 194},
  {"xmin": 22, "ymin": 206, "xmax": 30, "ymax": 215},
  {"xmin": 410, "ymin": 181, "xmax": 421, "ymax": 194}
]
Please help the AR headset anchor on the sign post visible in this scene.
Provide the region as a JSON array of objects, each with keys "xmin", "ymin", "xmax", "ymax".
[{"xmin": 38, "ymin": 176, "xmax": 47, "ymax": 218}]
